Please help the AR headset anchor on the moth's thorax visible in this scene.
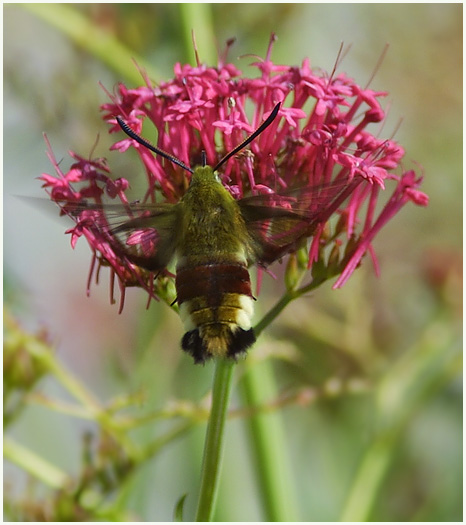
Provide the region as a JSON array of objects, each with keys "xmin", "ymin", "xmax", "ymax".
[
  {"xmin": 177, "ymin": 165, "xmax": 249, "ymax": 264},
  {"xmin": 188, "ymin": 165, "xmax": 221, "ymax": 186}
]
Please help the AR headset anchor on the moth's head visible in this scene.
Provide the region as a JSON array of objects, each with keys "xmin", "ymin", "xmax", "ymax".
[
  {"xmin": 116, "ymin": 103, "xmax": 280, "ymax": 193},
  {"xmin": 189, "ymin": 166, "xmax": 221, "ymax": 186}
]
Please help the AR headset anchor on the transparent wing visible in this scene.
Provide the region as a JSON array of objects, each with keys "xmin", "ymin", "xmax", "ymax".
[
  {"xmin": 239, "ymin": 178, "xmax": 360, "ymax": 265},
  {"xmin": 63, "ymin": 200, "xmax": 180, "ymax": 272}
]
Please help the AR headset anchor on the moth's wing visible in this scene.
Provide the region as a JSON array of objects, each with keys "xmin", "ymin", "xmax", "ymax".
[
  {"xmin": 239, "ymin": 180, "xmax": 356, "ymax": 266},
  {"xmin": 111, "ymin": 203, "xmax": 182, "ymax": 271},
  {"xmin": 239, "ymin": 200, "xmax": 312, "ymax": 265},
  {"xmin": 64, "ymin": 201, "xmax": 180, "ymax": 272}
]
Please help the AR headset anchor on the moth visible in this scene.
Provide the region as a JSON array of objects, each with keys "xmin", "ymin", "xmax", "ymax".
[{"xmin": 66, "ymin": 103, "xmax": 352, "ymax": 364}]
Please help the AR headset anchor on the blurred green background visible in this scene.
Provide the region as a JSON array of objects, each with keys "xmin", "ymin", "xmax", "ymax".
[{"xmin": 4, "ymin": 4, "xmax": 462, "ymax": 522}]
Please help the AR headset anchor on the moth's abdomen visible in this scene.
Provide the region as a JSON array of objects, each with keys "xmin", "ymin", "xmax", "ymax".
[{"xmin": 176, "ymin": 262, "xmax": 256, "ymax": 363}]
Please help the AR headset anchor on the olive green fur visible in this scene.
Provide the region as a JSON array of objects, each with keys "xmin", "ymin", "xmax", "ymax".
[{"xmin": 177, "ymin": 166, "xmax": 251, "ymax": 265}]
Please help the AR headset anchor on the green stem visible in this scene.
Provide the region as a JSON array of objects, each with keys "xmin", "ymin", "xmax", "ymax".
[
  {"xmin": 195, "ymin": 358, "xmax": 236, "ymax": 522},
  {"xmin": 240, "ymin": 360, "xmax": 299, "ymax": 521},
  {"xmin": 255, "ymin": 276, "xmax": 328, "ymax": 340},
  {"xmin": 4, "ymin": 436, "xmax": 68, "ymax": 489},
  {"xmin": 20, "ymin": 3, "xmax": 159, "ymax": 84},
  {"xmin": 28, "ymin": 341, "xmax": 140, "ymax": 460},
  {"xmin": 340, "ymin": 433, "xmax": 395, "ymax": 521},
  {"xmin": 238, "ymin": 275, "xmax": 328, "ymax": 521},
  {"xmin": 341, "ymin": 320, "xmax": 461, "ymax": 521},
  {"xmin": 178, "ymin": 3, "xmax": 217, "ymax": 65}
]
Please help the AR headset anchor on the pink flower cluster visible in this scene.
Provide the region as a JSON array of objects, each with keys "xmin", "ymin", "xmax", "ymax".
[{"xmin": 40, "ymin": 36, "xmax": 428, "ymax": 310}]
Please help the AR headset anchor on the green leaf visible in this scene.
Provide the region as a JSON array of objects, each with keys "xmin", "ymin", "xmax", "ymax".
[{"xmin": 174, "ymin": 493, "xmax": 188, "ymax": 522}]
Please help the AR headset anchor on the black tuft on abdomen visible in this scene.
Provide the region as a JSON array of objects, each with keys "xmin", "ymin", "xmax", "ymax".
[{"xmin": 181, "ymin": 327, "xmax": 256, "ymax": 364}]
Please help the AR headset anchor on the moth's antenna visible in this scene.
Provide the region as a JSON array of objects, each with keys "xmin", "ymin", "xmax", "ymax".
[
  {"xmin": 214, "ymin": 103, "xmax": 281, "ymax": 172},
  {"xmin": 116, "ymin": 116, "xmax": 194, "ymax": 174}
]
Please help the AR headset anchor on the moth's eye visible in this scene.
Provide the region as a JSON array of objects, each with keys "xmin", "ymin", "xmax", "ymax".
[{"xmin": 214, "ymin": 172, "xmax": 221, "ymax": 183}]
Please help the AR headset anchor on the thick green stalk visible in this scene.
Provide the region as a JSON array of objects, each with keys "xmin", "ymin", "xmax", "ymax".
[
  {"xmin": 195, "ymin": 359, "xmax": 236, "ymax": 521},
  {"xmin": 239, "ymin": 275, "xmax": 328, "ymax": 520},
  {"xmin": 240, "ymin": 360, "xmax": 299, "ymax": 521}
]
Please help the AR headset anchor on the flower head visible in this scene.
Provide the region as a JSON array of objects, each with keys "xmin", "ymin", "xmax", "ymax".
[{"xmin": 40, "ymin": 36, "xmax": 428, "ymax": 312}]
